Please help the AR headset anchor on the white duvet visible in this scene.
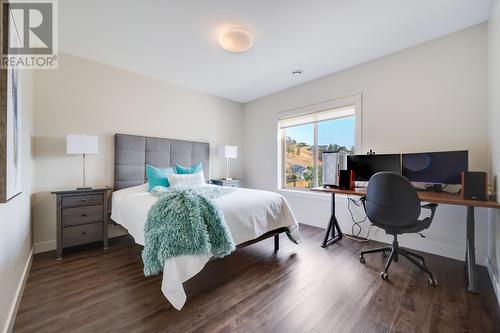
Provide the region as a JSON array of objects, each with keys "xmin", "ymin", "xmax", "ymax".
[{"xmin": 111, "ymin": 184, "xmax": 300, "ymax": 310}]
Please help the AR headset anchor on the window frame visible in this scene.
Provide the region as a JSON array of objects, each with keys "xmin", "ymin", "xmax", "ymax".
[{"xmin": 277, "ymin": 94, "xmax": 362, "ymax": 191}]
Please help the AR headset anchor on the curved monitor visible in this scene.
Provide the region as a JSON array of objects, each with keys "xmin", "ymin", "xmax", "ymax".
[{"xmin": 402, "ymin": 150, "xmax": 468, "ymax": 185}]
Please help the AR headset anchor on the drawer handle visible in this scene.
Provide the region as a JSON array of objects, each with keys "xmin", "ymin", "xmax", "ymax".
[
  {"xmin": 81, "ymin": 232, "xmax": 87, "ymax": 235},
  {"xmin": 81, "ymin": 213, "xmax": 87, "ymax": 217},
  {"xmin": 81, "ymin": 198, "xmax": 87, "ymax": 202}
]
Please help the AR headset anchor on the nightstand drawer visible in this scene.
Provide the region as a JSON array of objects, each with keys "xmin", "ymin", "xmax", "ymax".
[
  {"xmin": 62, "ymin": 205, "xmax": 103, "ymax": 226},
  {"xmin": 62, "ymin": 194, "xmax": 103, "ymax": 207},
  {"xmin": 63, "ymin": 222, "xmax": 104, "ymax": 247}
]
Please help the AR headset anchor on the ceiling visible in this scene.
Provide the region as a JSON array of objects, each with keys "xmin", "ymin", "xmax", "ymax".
[{"xmin": 59, "ymin": 0, "xmax": 491, "ymax": 103}]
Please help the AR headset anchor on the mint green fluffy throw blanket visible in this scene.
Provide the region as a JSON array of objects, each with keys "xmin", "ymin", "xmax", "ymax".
[{"xmin": 142, "ymin": 187, "xmax": 236, "ymax": 276}]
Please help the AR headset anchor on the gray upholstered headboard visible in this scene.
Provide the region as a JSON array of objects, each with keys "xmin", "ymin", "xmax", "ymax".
[{"xmin": 114, "ymin": 134, "xmax": 210, "ymax": 190}]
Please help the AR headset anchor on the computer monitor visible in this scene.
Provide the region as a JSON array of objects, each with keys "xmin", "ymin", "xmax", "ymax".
[
  {"xmin": 347, "ymin": 154, "xmax": 402, "ymax": 182},
  {"xmin": 402, "ymin": 150, "xmax": 468, "ymax": 185}
]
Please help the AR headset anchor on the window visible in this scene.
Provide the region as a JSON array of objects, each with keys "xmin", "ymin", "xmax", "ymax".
[
  {"xmin": 279, "ymin": 105, "xmax": 357, "ymax": 189},
  {"xmin": 284, "ymin": 123, "xmax": 314, "ymax": 189}
]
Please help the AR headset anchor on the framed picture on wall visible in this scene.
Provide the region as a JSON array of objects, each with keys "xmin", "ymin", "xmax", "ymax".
[{"xmin": 1, "ymin": 2, "xmax": 22, "ymax": 202}]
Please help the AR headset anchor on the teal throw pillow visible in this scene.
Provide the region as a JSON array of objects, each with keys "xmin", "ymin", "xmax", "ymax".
[
  {"xmin": 146, "ymin": 164, "xmax": 175, "ymax": 192},
  {"xmin": 175, "ymin": 162, "xmax": 203, "ymax": 174}
]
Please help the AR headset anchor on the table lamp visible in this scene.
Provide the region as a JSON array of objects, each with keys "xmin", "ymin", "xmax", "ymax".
[
  {"xmin": 217, "ymin": 145, "xmax": 238, "ymax": 180},
  {"xmin": 66, "ymin": 134, "xmax": 98, "ymax": 190}
]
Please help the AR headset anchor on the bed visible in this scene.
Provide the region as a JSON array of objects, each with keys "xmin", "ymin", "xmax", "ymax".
[{"xmin": 110, "ymin": 134, "xmax": 300, "ymax": 310}]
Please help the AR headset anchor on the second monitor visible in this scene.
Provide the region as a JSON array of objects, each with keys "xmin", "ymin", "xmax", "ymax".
[
  {"xmin": 402, "ymin": 150, "xmax": 468, "ymax": 185},
  {"xmin": 347, "ymin": 154, "xmax": 401, "ymax": 181}
]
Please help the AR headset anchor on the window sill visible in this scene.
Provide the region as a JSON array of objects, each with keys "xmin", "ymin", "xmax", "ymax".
[
  {"xmin": 278, "ymin": 188, "xmax": 350, "ymax": 202},
  {"xmin": 279, "ymin": 188, "xmax": 329, "ymax": 199}
]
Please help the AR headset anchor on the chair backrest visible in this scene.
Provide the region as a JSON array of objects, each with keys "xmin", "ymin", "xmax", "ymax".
[{"xmin": 365, "ymin": 172, "xmax": 421, "ymax": 228}]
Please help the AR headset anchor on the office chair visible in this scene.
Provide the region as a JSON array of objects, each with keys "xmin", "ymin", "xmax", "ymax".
[{"xmin": 359, "ymin": 172, "xmax": 438, "ymax": 286}]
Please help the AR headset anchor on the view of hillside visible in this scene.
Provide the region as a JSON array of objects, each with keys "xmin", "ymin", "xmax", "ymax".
[
  {"xmin": 283, "ymin": 116, "xmax": 355, "ymax": 189},
  {"xmin": 285, "ymin": 141, "xmax": 315, "ymax": 188},
  {"xmin": 285, "ymin": 138, "xmax": 352, "ymax": 188}
]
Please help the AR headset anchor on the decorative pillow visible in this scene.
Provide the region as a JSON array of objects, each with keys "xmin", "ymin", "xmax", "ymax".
[
  {"xmin": 146, "ymin": 165, "xmax": 175, "ymax": 192},
  {"xmin": 167, "ymin": 171, "xmax": 206, "ymax": 188},
  {"xmin": 176, "ymin": 162, "xmax": 203, "ymax": 174}
]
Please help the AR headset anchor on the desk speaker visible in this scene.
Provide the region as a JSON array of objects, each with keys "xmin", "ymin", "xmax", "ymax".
[
  {"xmin": 461, "ymin": 171, "xmax": 487, "ymax": 201},
  {"xmin": 339, "ymin": 170, "xmax": 355, "ymax": 190}
]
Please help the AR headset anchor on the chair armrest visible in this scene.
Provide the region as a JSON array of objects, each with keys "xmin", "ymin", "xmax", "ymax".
[{"xmin": 421, "ymin": 203, "xmax": 438, "ymax": 222}]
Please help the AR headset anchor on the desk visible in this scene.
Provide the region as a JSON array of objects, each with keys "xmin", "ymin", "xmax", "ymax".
[{"xmin": 310, "ymin": 186, "xmax": 500, "ymax": 293}]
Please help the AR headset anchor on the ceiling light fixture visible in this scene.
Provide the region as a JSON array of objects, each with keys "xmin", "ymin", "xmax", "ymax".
[{"xmin": 218, "ymin": 27, "xmax": 253, "ymax": 53}]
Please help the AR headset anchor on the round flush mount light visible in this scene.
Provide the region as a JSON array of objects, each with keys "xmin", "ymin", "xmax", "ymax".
[{"xmin": 218, "ymin": 28, "xmax": 253, "ymax": 53}]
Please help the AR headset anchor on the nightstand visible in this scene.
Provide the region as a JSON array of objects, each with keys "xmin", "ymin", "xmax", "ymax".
[
  {"xmin": 210, "ymin": 179, "xmax": 243, "ymax": 188},
  {"xmin": 52, "ymin": 187, "xmax": 111, "ymax": 259}
]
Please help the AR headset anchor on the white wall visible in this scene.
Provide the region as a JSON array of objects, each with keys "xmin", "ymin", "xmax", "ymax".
[
  {"xmin": 0, "ymin": 70, "xmax": 34, "ymax": 332},
  {"xmin": 32, "ymin": 52, "xmax": 244, "ymax": 252},
  {"xmin": 243, "ymin": 24, "xmax": 490, "ymax": 264},
  {"xmin": 487, "ymin": 0, "xmax": 500, "ymax": 303}
]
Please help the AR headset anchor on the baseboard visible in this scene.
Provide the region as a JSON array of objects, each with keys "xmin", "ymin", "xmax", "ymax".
[
  {"xmin": 34, "ymin": 225, "xmax": 127, "ymax": 254},
  {"xmin": 395, "ymin": 234, "xmax": 487, "ymax": 266},
  {"xmin": 486, "ymin": 256, "xmax": 500, "ymax": 307},
  {"xmin": 299, "ymin": 219, "xmax": 488, "ymax": 266},
  {"xmin": 34, "ymin": 240, "xmax": 56, "ymax": 253},
  {"xmin": 3, "ymin": 247, "xmax": 33, "ymax": 333}
]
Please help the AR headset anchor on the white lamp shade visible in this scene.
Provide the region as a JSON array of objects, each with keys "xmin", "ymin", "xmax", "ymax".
[
  {"xmin": 217, "ymin": 145, "xmax": 238, "ymax": 159},
  {"xmin": 66, "ymin": 134, "xmax": 98, "ymax": 155}
]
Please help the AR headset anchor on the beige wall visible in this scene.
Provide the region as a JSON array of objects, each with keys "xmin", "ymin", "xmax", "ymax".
[
  {"xmin": 0, "ymin": 70, "xmax": 34, "ymax": 331},
  {"xmin": 488, "ymin": 0, "xmax": 500, "ymax": 302},
  {"xmin": 32, "ymin": 53, "xmax": 244, "ymax": 252},
  {"xmin": 243, "ymin": 24, "xmax": 490, "ymax": 263}
]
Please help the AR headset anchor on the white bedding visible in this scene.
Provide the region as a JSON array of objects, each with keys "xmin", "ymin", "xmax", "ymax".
[{"xmin": 111, "ymin": 184, "xmax": 300, "ymax": 310}]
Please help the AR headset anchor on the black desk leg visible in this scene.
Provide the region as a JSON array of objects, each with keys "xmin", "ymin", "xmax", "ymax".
[
  {"xmin": 321, "ymin": 193, "xmax": 343, "ymax": 247},
  {"xmin": 465, "ymin": 206, "xmax": 479, "ymax": 293}
]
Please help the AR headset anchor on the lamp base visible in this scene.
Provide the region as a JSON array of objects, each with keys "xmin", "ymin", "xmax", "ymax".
[{"xmin": 77, "ymin": 186, "xmax": 92, "ymax": 190}]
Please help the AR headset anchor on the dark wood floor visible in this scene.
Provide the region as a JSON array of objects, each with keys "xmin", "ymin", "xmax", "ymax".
[{"xmin": 14, "ymin": 224, "xmax": 500, "ymax": 333}]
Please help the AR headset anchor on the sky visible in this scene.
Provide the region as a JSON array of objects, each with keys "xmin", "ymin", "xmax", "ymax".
[{"xmin": 285, "ymin": 116, "xmax": 355, "ymax": 148}]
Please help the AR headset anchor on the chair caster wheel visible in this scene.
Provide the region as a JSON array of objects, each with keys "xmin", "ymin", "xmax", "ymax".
[
  {"xmin": 380, "ymin": 272, "xmax": 389, "ymax": 280},
  {"xmin": 428, "ymin": 276, "xmax": 437, "ymax": 287},
  {"xmin": 359, "ymin": 256, "xmax": 365, "ymax": 264}
]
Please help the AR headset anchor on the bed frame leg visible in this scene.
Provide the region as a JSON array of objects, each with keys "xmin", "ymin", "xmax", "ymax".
[{"xmin": 274, "ymin": 234, "xmax": 279, "ymax": 251}]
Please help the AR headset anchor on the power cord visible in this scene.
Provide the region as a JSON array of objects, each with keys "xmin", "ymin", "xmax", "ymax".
[
  {"xmin": 347, "ymin": 197, "xmax": 366, "ymax": 236},
  {"xmin": 343, "ymin": 196, "xmax": 371, "ymax": 242}
]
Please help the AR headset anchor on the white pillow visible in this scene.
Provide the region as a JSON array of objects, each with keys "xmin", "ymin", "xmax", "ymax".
[{"xmin": 166, "ymin": 171, "xmax": 206, "ymax": 188}]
